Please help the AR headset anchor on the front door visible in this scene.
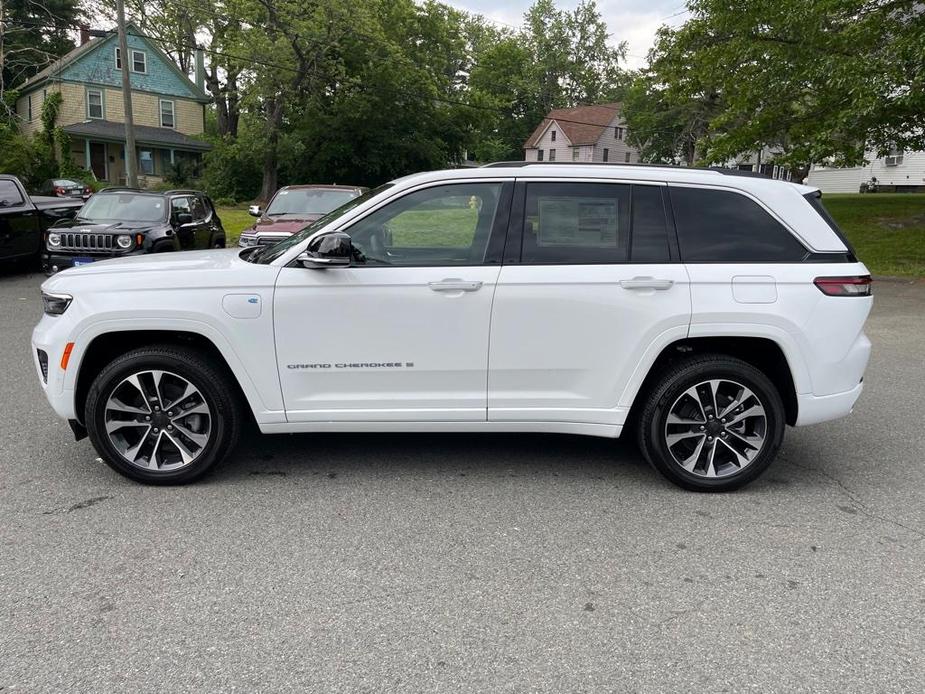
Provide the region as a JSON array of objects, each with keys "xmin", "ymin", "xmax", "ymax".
[
  {"xmin": 89, "ymin": 142, "xmax": 107, "ymax": 181},
  {"xmin": 170, "ymin": 196, "xmax": 196, "ymax": 250},
  {"xmin": 0, "ymin": 179, "xmax": 39, "ymax": 260},
  {"xmin": 488, "ymin": 181, "xmax": 691, "ymax": 427},
  {"xmin": 274, "ymin": 181, "xmax": 511, "ymax": 421}
]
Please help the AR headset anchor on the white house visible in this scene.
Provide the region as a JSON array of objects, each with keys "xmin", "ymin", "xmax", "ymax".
[
  {"xmin": 806, "ymin": 149, "xmax": 925, "ymax": 193},
  {"xmin": 523, "ymin": 103, "xmax": 640, "ymax": 164}
]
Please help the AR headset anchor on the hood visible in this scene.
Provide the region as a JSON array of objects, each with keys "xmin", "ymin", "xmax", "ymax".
[
  {"xmin": 52, "ymin": 218, "xmax": 162, "ymax": 233},
  {"xmin": 250, "ymin": 214, "xmax": 323, "ymax": 235},
  {"xmin": 41, "ymin": 247, "xmax": 281, "ymax": 299}
]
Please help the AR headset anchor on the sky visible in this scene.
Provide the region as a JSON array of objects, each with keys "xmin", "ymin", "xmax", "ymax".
[{"xmin": 444, "ymin": 0, "xmax": 690, "ymax": 70}]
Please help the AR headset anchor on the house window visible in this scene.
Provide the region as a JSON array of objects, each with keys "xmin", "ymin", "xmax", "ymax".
[
  {"xmin": 549, "ymin": 149, "xmax": 556, "ymax": 161},
  {"xmin": 885, "ymin": 147, "xmax": 904, "ymax": 166},
  {"xmin": 615, "ymin": 126, "xmax": 624, "ymax": 140},
  {"xmin": 537, "ymin": 149, "xmax": 544, "ymax": 161},
  {"xmin": 572, "ymin": 147, "xmax": 579, "ymax": 161},
  {"xmin": 139, "ymin": 149, "xmax": 155, "ymax": 175},
  {"xmin": 625, "ymin": 152, "xmax": 632, "ymax": 163},
  {"xmin": 160, "ymin": 100, "xmax": 175, "ymax": 128},
  {"xmin": 87, "ymin": 89, "xmax": 103, "ymax": 119},
  {"xmin": 115, "ymin": 47, "xmax": 147, "ymax": 73},
  {"xmin": 551, "ymin": 130, "xmax": 556, "ymax": 142},
  {"xmin": 603, "ymin": 148, "xmax": 609, "ymax": 162}
]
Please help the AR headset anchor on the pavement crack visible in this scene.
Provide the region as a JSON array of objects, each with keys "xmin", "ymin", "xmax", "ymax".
[{"xmin": 782, "ymin": 458, "xmax": 925, "ymax": 541}]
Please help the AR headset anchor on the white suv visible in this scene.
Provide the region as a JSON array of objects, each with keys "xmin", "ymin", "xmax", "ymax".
[{"xmin": 32, "ymin": 163, "xmax": 872, "ymax": 491}]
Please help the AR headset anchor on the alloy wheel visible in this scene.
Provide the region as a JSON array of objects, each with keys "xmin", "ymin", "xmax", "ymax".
[
  {"xmin": 663, "ymin": 379, "xmax": 767, "ymax": 478},
  {"xmin": 103, "ymin": 370, "xmax": 212, "ymax": 471}
]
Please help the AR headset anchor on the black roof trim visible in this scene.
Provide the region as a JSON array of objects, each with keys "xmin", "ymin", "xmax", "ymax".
[
  {"xmin": 708, "ymin": 167, "xmax": 773, "ymax": 179},
  {"xmin": 482, "ymin": 161, "xmax": 690, "ymax": 171}
]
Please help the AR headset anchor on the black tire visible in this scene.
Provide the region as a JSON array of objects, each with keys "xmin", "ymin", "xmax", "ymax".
[
  {"xmin": 85, "ymin": 345, "xmax": 241, "ymax": 484},
  {"xmin": 636, "ymin": 354, "xmax": 785, "ymax": 492}
]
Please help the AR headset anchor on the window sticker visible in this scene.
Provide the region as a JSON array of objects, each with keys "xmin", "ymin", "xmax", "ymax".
[{"xmin": 536, "ymin": 197, "xmax": 619, "ymax": 247}]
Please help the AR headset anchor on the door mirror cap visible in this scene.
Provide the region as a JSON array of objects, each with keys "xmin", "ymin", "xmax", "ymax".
[
  {"xmin": 298, "ymin": 231, "xmax": 353, "ymax": 268},
  {"xmin": 248, "ymin": 205, "xmax": 261, "ymax": 217},
  {"xmin": 175, "ymin": 212, "xmax": 193, "ymax": 226}
]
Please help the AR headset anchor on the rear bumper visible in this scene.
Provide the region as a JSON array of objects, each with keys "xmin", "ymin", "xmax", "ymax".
[{"xmin": 795, "ymin": 382, "xmax": 864, "ymax": 426}]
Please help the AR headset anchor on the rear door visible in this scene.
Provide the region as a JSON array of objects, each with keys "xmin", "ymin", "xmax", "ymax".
[
  {"xmin": 488, "ymin": 179, "xmax": 691, "ymax": 428},
  {"xmin": 189, "ymin": 195, "xmax": 211, "ymax": 249}
]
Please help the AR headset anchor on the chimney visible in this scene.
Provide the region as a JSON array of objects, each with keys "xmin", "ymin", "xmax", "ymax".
[
  {"xmin": 194, "ymin": 47, "xmax": 206, "ymax": 91},
  {"xmin": 79, "ymin": 24, "xmax": 90, "ymax": 46}
]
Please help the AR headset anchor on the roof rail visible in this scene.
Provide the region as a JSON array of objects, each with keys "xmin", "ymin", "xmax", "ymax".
[
  {"xmin": 481, "ymin": 160, "xmax": 704, "ymax": 171},
  {"xmin": 164, "ymin": 189, "xmax": 203, "ymax": 195},
  {"xmin": 98, "ymin": 186, "xmax": 144, "ymax": 193}
]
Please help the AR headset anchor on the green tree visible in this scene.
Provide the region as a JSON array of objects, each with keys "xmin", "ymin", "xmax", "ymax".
[
  {"xmin": 635, "ymin": 0, "xmax": 925, "ymax": 168},
  {"xmin": 0, "ymin": 0, "xmax": 81, "ymax": 94}
]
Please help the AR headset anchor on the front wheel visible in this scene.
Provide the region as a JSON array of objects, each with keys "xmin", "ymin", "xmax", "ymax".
[
  {"xmin": 636, "ymin": 354, "xmax": 786, "ymax": 492},
  {"xmin": 85, "ymin": 345, "xmax": 241, "ymax": 484}
]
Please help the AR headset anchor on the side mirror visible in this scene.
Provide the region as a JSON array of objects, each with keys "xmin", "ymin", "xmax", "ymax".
[
  {"xmin": 175, "ymin": 212, "xmax": 193, "ymax": 226},
  {"xmin": 298, "ymin": 231, "xmax": 353, "ymax": 268},
  {"xmin": 248, "ymin": 204, "xmax": 261, "ymax": 217}
]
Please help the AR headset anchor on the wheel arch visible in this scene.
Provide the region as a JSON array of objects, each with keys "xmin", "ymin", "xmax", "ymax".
[
  {"xmin": 626, "ymin": 336, "xmax": 799, "ymax": 428},
  {"xmin": 74, "ymin": 329, "xmax": 255, "ymax": 427}
]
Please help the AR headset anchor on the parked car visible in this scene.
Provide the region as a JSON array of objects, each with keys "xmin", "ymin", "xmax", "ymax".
[
  {"xmin": 238, "ymin": 184, "xmax": 366, "ymax": 247},
  {"xmin": 42, "ymin": 188, "xmax": 226, "ymax": 274},
  {"xmin": 0, "ymin": 175, "xmax": 84, "ymax": 266},
  {"xmin": 33, "ymin": 163, "xmax": 872, "ymax": 490},
  {"xmin": 37, "ymin": 178, "xmax": 92, "ymax": 200}
]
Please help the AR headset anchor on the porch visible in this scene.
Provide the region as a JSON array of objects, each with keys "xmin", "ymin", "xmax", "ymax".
[{"xmin": 62, "ymin": 120, "xmax": 211, "ymax": 188}]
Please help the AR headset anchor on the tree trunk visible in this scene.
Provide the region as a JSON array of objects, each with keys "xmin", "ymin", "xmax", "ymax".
[{"xmin": 259, "ymin": 98, "xmax": 283, "ymax": 201}]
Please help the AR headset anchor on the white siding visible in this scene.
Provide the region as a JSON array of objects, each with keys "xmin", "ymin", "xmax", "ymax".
[
  {"xmin": 805, "ymin": 167, "xmax": 864, "ymax": 193},
  {"xmin": 525, "ymin": 120, "xmax": 571, "ymax": 162},
  {"xmin": 593, "ymin": 115, "xmax": 638, "ymax": 163},
  {"xmin": 807, "ymin": 150, "xmax": 925, "ymax": 192}
]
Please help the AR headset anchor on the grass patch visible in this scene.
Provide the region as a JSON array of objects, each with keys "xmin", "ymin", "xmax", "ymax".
[
  {"xmin": 821, "ymin": 193, "xmax": 925, "ymax": 276},
  {"xmin": 388, "ymin": 208, "xmax": 478, "ymax": 247},
  {"xmin": 216, "ymin": 206, "xmax": 254, "ymax": 246}
]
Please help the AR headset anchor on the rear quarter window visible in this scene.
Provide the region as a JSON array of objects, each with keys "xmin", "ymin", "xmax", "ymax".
[{"xmin": 670, "ymin": 186, "xmax": 807, "ymax": 262}]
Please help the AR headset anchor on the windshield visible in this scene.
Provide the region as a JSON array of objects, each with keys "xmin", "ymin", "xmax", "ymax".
[
  {"xmin": 266, "ymin": 188, "xmax": 359, "ymax": 216},
  {"xmin": 79, "ymin": 193, "xmax": 166, "ymax": 222},
  {"xmin": 255, "ymin": 184, "xmax": 392, "ymax": 264}
]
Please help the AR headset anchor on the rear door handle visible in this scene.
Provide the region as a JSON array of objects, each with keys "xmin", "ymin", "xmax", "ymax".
[
  {"xmin": 428, "ymin": 279, "xmax": 483, "ymax": 292},
  {"xmin": 620, "ymin": 276, "xmax": 674, "ymax": 291}
]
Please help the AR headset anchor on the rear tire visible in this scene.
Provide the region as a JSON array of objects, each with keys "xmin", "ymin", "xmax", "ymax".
[
  {"xmin": 636, "ymin": 354, "xmax": 785, "ymax": 492},
  {"xmin": 85, "ymin": 345, "xmax": 241, "ymax": 484}
]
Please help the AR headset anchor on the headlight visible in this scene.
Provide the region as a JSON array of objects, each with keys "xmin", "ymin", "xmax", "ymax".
[
  {"xmin": 47, "ymin": 232, "xmax": 62, "ymax": 248},
  {"xmin": 239, "ymin": 234, "xmax": 258, "ymax": 247},
  {"xmin": 116, "ymin": 234, "xmax": 133, "ymax": 249},
  {"xmin": 42, "ymin": 291, "xmax": 72, "ymax": 315}
]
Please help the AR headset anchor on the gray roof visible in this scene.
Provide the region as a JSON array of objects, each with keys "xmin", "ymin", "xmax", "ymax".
[{"xmin": 62, "ymin": 120, "xmax": 212, "ymax": 151}]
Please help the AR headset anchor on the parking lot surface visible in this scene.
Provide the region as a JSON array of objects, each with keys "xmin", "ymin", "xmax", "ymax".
[{"xmin": 1, "ymin": 268, "xmax": 923, "ymax": 692}]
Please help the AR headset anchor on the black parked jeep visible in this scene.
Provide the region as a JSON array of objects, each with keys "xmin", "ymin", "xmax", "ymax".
[{"xmin": 43, "ymin": 188, "xmax": 226, "ymax": 274}]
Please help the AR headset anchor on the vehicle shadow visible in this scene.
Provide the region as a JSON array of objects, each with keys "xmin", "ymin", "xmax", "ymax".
[{"xmin": 216, "ymin": 428, "xmax": 656, "ymax": 487}]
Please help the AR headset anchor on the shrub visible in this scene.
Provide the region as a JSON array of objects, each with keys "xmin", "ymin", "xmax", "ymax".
[{"xmin": 213, "ymin": 196, "xmax": 237, "ymax": 207}]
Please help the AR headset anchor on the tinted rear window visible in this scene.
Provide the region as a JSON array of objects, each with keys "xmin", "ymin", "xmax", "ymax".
[{"xmin": 670, "ymin": 186, "xmax": 807, "ymax": 262}]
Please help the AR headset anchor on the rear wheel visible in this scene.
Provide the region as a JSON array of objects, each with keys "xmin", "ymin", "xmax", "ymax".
[
  {"xmin": 85, "ymin": 345, "xmax": 241, "ymax": 484},
  {"xmin": 636, "ymin": 354, "xmax": 785, "ymax": 492}
]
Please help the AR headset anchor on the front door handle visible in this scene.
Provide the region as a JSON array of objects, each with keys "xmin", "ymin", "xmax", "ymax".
[
  {"xmin": 428, "ymin": 279, "xmax": 483, "ymax": 292},
  {"xmin": 620, "ymin": 276, "xmax": 674, "ymax": 291}
]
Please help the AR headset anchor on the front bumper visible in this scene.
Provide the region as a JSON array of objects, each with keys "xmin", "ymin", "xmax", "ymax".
[{"xmin": 32, "ymin": 313, "xmax": 79, "ymax": 421}]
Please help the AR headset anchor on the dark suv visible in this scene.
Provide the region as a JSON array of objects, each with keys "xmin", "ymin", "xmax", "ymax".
[{"xmin": 43, "ymin": 188, "xmax": 225, "ymax": 274}]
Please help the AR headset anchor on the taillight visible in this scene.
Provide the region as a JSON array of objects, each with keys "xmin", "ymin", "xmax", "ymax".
[{"xmin": 814, "ymin": 275, "xmax": 872, "ymax": 297}]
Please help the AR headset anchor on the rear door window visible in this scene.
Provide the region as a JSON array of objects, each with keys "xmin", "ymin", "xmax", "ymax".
[
  {"xmin": 519, "ymin": 182, "xmax": 671, "ymax": 264},
  {"xmin": 670, "ymin": 186, "xmax": 807, "ymax": 262},
  {"xmin": 190, "ymin": 196, "xmax": 208, "ymax": 223}
]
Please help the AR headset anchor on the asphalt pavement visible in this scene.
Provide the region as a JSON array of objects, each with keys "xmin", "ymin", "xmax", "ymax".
[{"xmin": 1, "ymin": 267, "xmax": 923, "ymax": 692}]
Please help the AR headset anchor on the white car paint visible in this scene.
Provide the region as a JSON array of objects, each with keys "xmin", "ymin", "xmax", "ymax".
[{"xmin": 32, "ymin": 164, "xmax": 872, "ymax": 441}]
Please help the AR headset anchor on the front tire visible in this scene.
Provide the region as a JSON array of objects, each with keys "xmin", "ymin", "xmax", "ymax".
[
  {"xmin": 85, "ymin": 345, "xmax": 241, "ymax": 484},
  {"xmin": 636, "ymin": 354, "xmax": 785, "ymax": 492}
]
